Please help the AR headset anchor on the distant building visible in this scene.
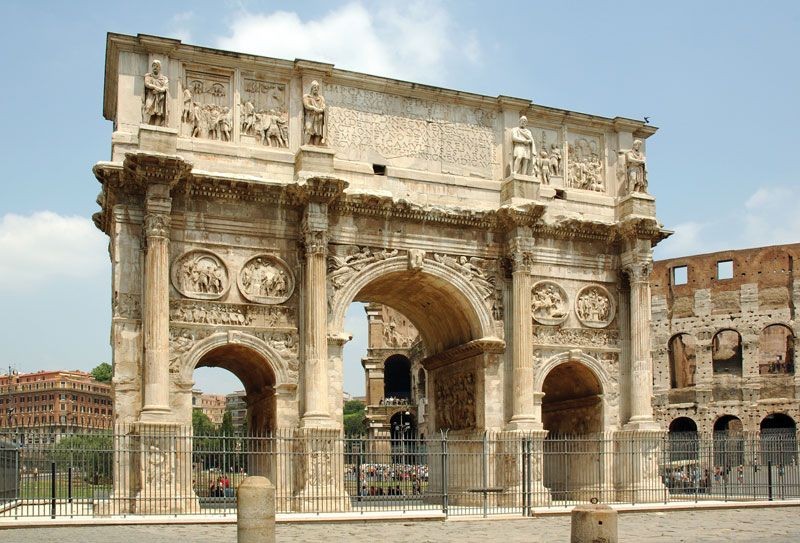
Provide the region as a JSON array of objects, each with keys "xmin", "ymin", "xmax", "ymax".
[
  {"xmin": 225, "ymin": 390, "xmax": 247, "ymax": 430},
  {"xmin": 192, "ymin": 390, "xmax": 227, "ymax": 426},
  {"xmin": 0, "ymin": 370, "xmax": 113, "ymax": 443},
  {"xmin": 651, "ymin": 243, "xmax": 800, "ymax": 437}
]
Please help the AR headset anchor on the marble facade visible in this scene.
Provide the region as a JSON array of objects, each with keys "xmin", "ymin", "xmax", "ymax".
[{"xmin": 93, "ymin": 33, "xmax": 668, "ymax": 511}]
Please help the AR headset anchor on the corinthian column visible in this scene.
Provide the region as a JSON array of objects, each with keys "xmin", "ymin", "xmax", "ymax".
[
  {"xmin": 508, "ymin": 237, "xmax": 536, "ymax": 429},
  {"xmin": 126, "ymin": 153, "xmax": 191, "ymax": 422},
  {"xmin": 624, "ymin": 261, "xmax": 658, "ymax": 428},
  {"xmin": 301, "ymin": 201, "xmax": 333, "ymax": 427}
]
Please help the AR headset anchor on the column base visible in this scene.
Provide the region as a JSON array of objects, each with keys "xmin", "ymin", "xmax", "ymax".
[
  {"xmin": 293, "ymin": 428, "xmax": 351, "ymax": 513},
  {"xmin": 624, "ymin": 417, "xmax": 662, "ymax": 431},
  {"xmin": 300, "ymin": 413, "xmax": 339, "ymax": 429},
  {"xmin": 614, "ymin": 429, "xmax": 666, "ymax": 504}
]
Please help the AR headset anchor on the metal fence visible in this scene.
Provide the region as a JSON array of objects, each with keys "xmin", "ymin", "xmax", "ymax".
[{"xmin": 0, "ymin": 426, "xmax": 798, "ymax": 519}]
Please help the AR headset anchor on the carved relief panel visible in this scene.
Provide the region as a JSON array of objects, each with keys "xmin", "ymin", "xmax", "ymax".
[
  {"xmin": 529, "ymin": 126, "xmax": 563, "ymax": 185},
  {"xmin": 238, "ymin": 255, "xmax": 294, "ymax": 304},
  {"xmin": 181, "ymin": 68, "xmax": 233, "ymax": 141},
  {"xmin": 240, "ymin": 75, "xmax": 288, "ymax": 148},
  {"xmin": 434, "ymin": 370, "xmax": 476, "ymax": 431},
  {"xmin": 575, "ymin": 285, "xmax": 615, "ymax": 328},
  {"xmin": 531, "ymin": 281, "xmax": 568, "ymax": 325},
  {"xmin": 171, "ymin": 250, "xmax": 230, "ymax": 300},
  {"xmin": 567, "ymin": 132, "xmax": 605, "ymax": 192}
]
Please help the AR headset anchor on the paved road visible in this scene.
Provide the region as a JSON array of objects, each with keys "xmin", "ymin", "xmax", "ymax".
[{"xmin": 2, "ymin": 507, "xmax": 800, "ymax": 542}]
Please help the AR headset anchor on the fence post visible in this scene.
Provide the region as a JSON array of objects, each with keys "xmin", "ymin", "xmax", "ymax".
[
  {"xmin": 237, "ymin": 476, "xmax": 275, "ymax": 543},
  {"xmin": 441, "ymin": 431, "xmax": 448, "ymax": 516},
  {"xmin": 482, "ymin": 431, "xmax": 488, "ymax": 518},
  {"xmin": 768, "ymin": 460, "xmax": 773, "ymax": 501},
  {"xmin": 68, "ymin": 467, "xmax": 73, "ymax": 504},
  {"xmin": 50, "ymin": 462, "xmax": 56, "ymax": 519}
]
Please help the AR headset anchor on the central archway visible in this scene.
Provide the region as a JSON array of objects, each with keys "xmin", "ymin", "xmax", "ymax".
[{"xmin": 541, "ymin": 361, "xmax": 604, "ymax": 502}]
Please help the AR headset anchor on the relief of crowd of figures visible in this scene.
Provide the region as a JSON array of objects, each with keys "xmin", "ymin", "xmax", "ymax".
[
  {"xmin": 435, "ymin": 371, "xmax": 477, "ymax": 431},
  {"xmin": 170, "ymin": 300, "xmax": 295, "ymax": 328}
]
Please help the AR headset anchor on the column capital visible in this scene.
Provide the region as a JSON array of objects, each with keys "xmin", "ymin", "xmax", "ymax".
[
  {"xmin": 507, "ymin": 237, "xmax": 534, "ymax": 273},
  {"xmin": 622, "ymin": 260, "xmax": 653, "ymax": 283},
  {"xmin": 143, "ymin": 212, "xmax": 171, "ymax": 239}
]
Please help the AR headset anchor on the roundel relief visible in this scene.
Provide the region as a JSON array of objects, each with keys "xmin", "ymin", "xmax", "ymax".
[
  {"xmin": 238, "ymin": 255, "xmax": 294, "ymax": 304},
  {"xmin": 531, "ymin": 281, "xmax": 568, "ymax": 325},
  {"xmin": 575, "ymin": 285, "xmax": 615, "ymax": 328},
  {"xmin": 171, "ymin": 250, "xmax": 230, "ymax": 300}
]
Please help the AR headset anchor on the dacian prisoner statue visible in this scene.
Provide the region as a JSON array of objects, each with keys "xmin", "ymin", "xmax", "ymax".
[
  {"xmin": 511, "ymin": 115, "xmax": 535, "ymax": 175},
  {"xmin": 142, "ymin": 60, "xmax": 168, "ymax": 126},
  {"xmin": 303, "ymin": 80, "xmax": 326, "ymax": 145},
  {"xmin": 620, "ymin": 139, "xmax": 648, "ymax": 194}
]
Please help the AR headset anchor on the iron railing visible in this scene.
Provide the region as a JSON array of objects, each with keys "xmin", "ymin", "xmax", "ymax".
[{"xmin": 0, "ymin": 426, "xmax": 798, "ymax": 519}]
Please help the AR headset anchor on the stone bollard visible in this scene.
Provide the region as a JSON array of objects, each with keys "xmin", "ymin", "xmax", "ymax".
[
  {"xmin": 237, "ymin": 476, "xmax": 275, "ymax": 543},
  {"xmin": 570, "ymin": 502, "xmax": 617, "ymax": 543}
]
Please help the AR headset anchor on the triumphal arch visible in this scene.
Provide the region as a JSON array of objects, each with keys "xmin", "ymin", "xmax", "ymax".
[{"xmin": 92, "ymin": 33, "xmax": 668, "ymax": 512}]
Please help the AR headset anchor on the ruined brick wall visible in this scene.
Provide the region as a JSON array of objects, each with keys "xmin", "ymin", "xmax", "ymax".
[{"xmin": 651, "ymin": 243, "xmax": 800, "ymax": 434}]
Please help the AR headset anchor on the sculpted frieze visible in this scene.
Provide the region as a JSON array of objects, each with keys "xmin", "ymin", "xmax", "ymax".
[
  {"xmin": 241, "ymin": 78, "xmax": 288, "ymax": 148},
  {"xmin": 171, "ymin": 250, "xmax": 229, "ymax": 300},
  {"xmin": 575, "ymin": 285, "xmax": 615, "ymax": 328},
  {"xmin": 531, "ymin": 281, "xmax": 568, "ymax": 325},
  {"xmin": 182, "ymin": 70, "xmax": 233, "ymax": 141},
  {"xmin": 253, "ymin": 331, "xmax": 299, "ymax": 371},
  {"xmin": 434, "ymin": 370, "xmax": 476, "ymax": 431},
  {"xmin": 238, "ymin": 255, "xmax": 294, "ymax": 304},
  {"xmin": 168, "ymin": 327, "xmax": 213, "ymax": 373},
  {"xmin": 170, "ymin": 300, "xmax": 296, "ymax": 329},
  {"xmin": 532, "ymin": 126, "xmax": 563, "ymax": 180},
  {"xmin": 327, "ymin": 246, "xmax": 400, "ymax": 289},
  {"xmin": 567, "ymin": 133, "xmax": 605, "ymax": 192},
  {"xmin": 324, "ymin": 84, "xmax": 496, "ymax": 172},
  {"xmin": 532, "ymin": 326, "xmax": 620, "ymax": 349}
]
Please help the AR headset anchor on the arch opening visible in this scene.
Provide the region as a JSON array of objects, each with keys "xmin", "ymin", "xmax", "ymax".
[
  {"xmin": 384, "ymin": 355, "xmax": 412, "ymax": 403},
  {"xmin": 667, "ymin": 417, "xmax": 699, "ymax": 465},
  {"xmin": 713, "ymin": 415, "xmax": 744, "ymax": 467},
  {"xmin": 541, "ymin": 361, "xmax": 604, "ymax": 502},
  {"xmin": 758, "ymin": 325, "xmax": 795, "ymax": 375},
  {"xmin": 712, "ymin": 330, "xmax": 743, "ymax": 376},
  {"xmin": 194, "ymin": 344, "xmax": 277, "ymax": 436},
  {"xmin": 668, "ymin": 334, "xmax": 697, "ymax": 388},
  {"xmin": 760, "ymin": 413, "xmax": 797, "ymax": 465}
]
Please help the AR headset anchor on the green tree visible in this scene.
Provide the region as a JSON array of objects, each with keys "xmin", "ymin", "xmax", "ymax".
[
  {"xmin": 192, "ymin": 409, "xmax": 216, "ymax": 436},
  {"xmin": 90, "ymin": 362, "xmax": 112, "ymax": 383},
  {"xmin": 54, "ymin": 434, "xmax": 113, "ymax": 482},
  {"xmin": 220, "ymin": 410, "xmax": 234, "ymax": 436},
  {"xmin": 343, "ymin": 400, "xmax": 366, "ymax": 436}
]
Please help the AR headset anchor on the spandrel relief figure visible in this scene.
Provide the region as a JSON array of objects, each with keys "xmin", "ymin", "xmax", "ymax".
[
  {"xmin": 531, "ymin": 282, "xmax": 568, "ymax": 325},
  {"xmin": 511, "ymin": 115, "xmax": 535, "ymax": 175},
  {"xmin": 536, "ymin": 150, "xmax": 551, "ymax": 184},
  {"xmin": 620, "ymin": 139, "xmax": 648, "ymax": 194},
  {"xmin": 303, "ymin": 80, "xmax": 326, "ymax": 146},
  {"xmin": 143, "ymin": 60, "xmax": 168, "ymax": 126}
]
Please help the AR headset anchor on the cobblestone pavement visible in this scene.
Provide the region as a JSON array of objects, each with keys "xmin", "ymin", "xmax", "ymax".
[{"xmin": 2, "ymin": 507, "xmax": 800, "ymax": 542}]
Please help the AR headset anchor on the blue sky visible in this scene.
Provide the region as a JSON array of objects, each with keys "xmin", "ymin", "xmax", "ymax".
[{"xmin": 1, "ymin": 0, "xmax": 798, "ymax": 396}]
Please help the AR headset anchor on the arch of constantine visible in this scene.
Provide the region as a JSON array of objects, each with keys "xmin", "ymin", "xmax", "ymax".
[{"xmin": 92, "ymin": 33, "xmax": 668, "ymax": 513}]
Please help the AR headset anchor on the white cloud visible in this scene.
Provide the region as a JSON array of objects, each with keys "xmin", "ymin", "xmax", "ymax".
[
  {"xmin": 0, "ymin": 212, "xmax": 107, "ymax": 290},
  {"xmin": 214, "ymin": 1, "xmax": 480, "ymax": 84},
  {"xmin": 654, "ymin": 221, "xmax": 710, "ymax": 259},
  {"xmin": 170, "ymin": 11, "xmax": 195, "ymax": 43},
  {"xmin": 741, "ymin": 185, "xmax": 800, "ymax": 248}
]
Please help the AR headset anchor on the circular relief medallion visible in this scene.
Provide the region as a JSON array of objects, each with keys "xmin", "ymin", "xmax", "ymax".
[
  {"xmin": 531, "ymin": 281, "xmax": 569, "ymax": 325},
  {"xmin": 575, "ymin": 284, "xmax": 615, "ymax": 328},
  {"xmin": 171, "ymin": 250, "xmax": 230, "ymax": 300},
  {"xmin": 238, "ymin": 255, "xmax": 294, "ymax": 304}
]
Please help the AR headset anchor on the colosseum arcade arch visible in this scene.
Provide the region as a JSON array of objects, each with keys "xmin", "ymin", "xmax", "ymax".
[
  {"xmin": 758, "ymin": 325, "xmax": 795, "ymax": 375},
  {"xmin": 712, "ymin": 330, "xmax": 743, "ymax": 376},
  {"xmin": 668, "ymin": 334, "xmax": 697, "ymax": 388}
]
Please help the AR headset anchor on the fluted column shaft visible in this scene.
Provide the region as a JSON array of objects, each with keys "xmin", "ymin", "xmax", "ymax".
[
  {"xmin": 141, "ymin": 184, "xmax": 172, "ymax": 419},
  {"xmin": 626, "ymin": 262, "xmax": 656, "ymax": 426},
  {"xmin": 509, "ymin": 240, "xmax": 536, "ymax": 429},
  {"xmin": 301, "ymin": 202, "xmax": 332, "ymax": 426}
]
